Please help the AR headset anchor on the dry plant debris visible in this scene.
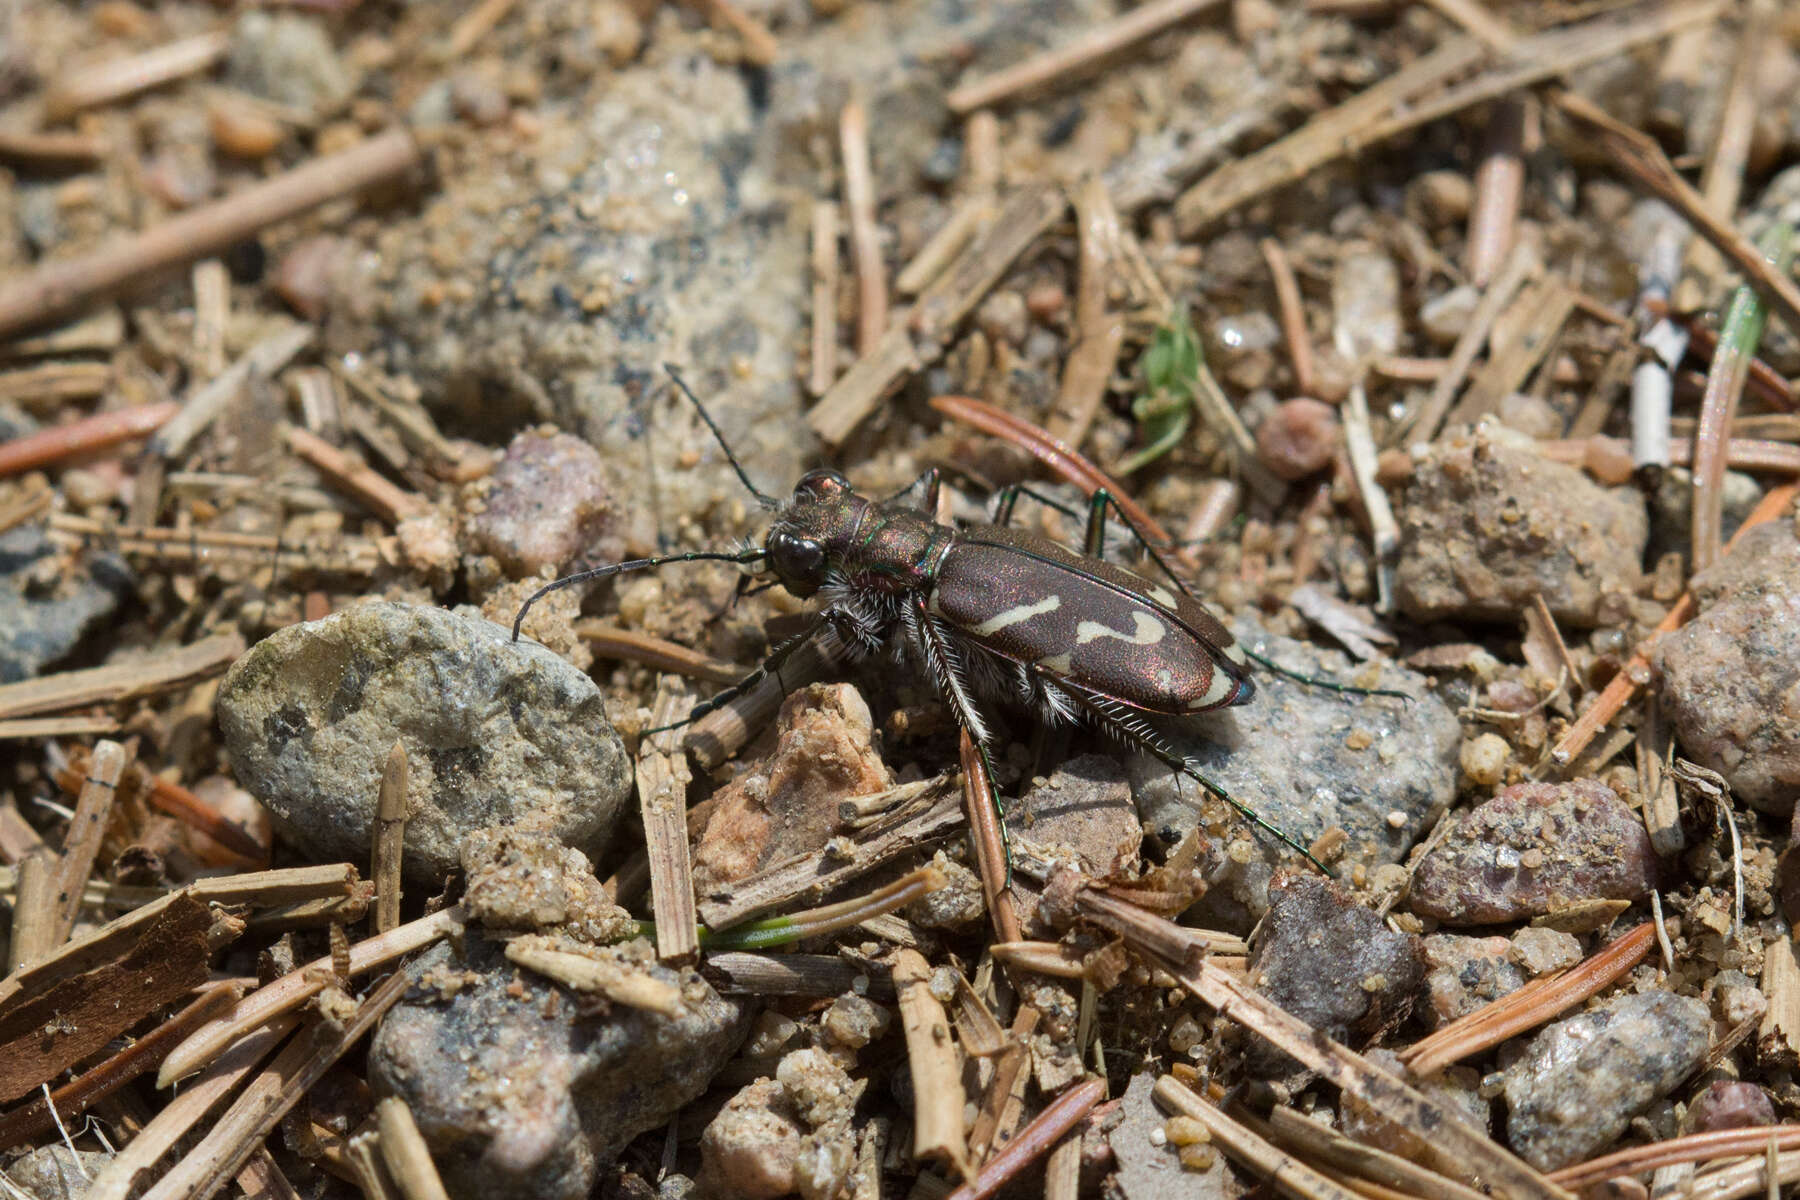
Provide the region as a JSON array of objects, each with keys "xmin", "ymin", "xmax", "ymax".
[{"xmin": 4, "ymin": 1, "xmax": 1800, "ymax": 1198}]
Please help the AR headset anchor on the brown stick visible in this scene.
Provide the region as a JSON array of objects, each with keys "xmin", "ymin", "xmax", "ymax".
[
  {"xmin": 959, "ymin": 732, "xmax": 1021, "ymax": 945},
  {"xmin": 1399, "ymin": 924, "xmax": 1653, "ymax": 1077},
  {"xmin": 1154, "ymin": 1079, "xmax": 1364, "ymax": 1200},
  {"xmin": 810, "ymin": 201, "xmax": 842, "ymax": 396},
  {"xmin": 576, "ymin": 621, "xmax": 746, "ymax": 685},
  {"xmin": 375, "ymin": 1097, "xmax": 453, "ymax": 1200},
  {"xmin": 0, "ymin": 631, "xmax": 244, "ymax": 721},
  {"xmin": 639, "ymin": 681, "xmax": 699, "ymax": 964},
  {"xmin": 1550, "ymin": 1127, "xmax": 1800, "ymax": 1190},
  {"xmin": 1537, "ymin": 435, "xmax": 1800, "ymax": 476},
  {"xmin": 1261, "ymin": 238, "xmax": 1316, "ymax": 396},
  {"xmin": 945, "ymin": 1078, "xmax": 1105, "ymax": 1200},
  {"xmin": 0, "ymin": 401, "xmax": 180, "ymax": 478},
  {"xmin": 947, "ymin": 0, "xmax": 1226, "ymax": 113},
  {"xmin": 5, "ymin": 850, "xmax": 60, "ymax": 973},
  {"xmin": 1466, "ymin": 97, "xmax": 1528, "ymax": 286},
  {"xmin": 840, "ymin": 98, "xmax": 887, "ymax": 356},
  {"xmin": 44, "ymin": 32, "xmax": 230, "ymax": 121},
  {"xmin": 0, "ymin": 129, "xmax": 421, "ymax": 340},
  {"xmin": 285, "ymin": 424, "xmax": 429, "ymax": 524},
  {"xmin": 0, "ymin": 129, "xmax": 107, "ymax": 166},
  {"xmin": 893, "ymin": 947, "xmax": 972, "ymax": 1179},
  {"xmin": 1048, "ymin": 177, "xmax": 1126, "ymax": 447},
  {"xmin": 45, "ymin": 739, "xmax": 129, "ymax": 949},
  {"xmin": 371, "ymin": 742, "xmax": 408, "ymax": 935},
  {"xmin": 1551, "ymin": 481, "xmax": 1798, "ymax": 764}
]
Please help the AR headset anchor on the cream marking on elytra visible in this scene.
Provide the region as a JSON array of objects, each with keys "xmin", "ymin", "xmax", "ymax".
[
  {"xmin": 1221, "ymin": 642, "xmax": 1248, "ymax": 667},
  {"xmin": 1036, "ymin": 652, "xmax": 1073, "ymax": 674},
  {"xmin": 1075, "ymin": 609, "xmax": 1167, "ymax": 647},
  {"xmin": 1146, "ymin": 584, "xmax": 1180, "ymax": 610},
  {"xmin": 971, "ymin": 594, "xmax": 1061, "ymax": 636},
  {"xmin": 1189, "ymin": 667, "xmax": 1237, "ymax": 708}
]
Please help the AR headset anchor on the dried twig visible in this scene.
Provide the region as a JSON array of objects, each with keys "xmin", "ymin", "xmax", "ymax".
[
  {"xmin": 86, "ymin": 1017, "xmax": 301, "ymax": 1200},
  {"xmin": 144, "ymin": 966, "xmax": 419, "ymax": 1200},
  {"xmin": 151, "ymin": 325, "xmax": 313, "ymax": 459},
  {"xmin": 503, "ymin": 937, "xmax": 681, "ymax": 1014},
  {"xmin": 1267, "ymin": 1105, "xmax": 1494, "ymax": 1200},
  {"xmin": 810, "ymin": 201, "xmax": 841, "ymax": 396},
  {"xmin": 0, "ymin": 632, "xmax": 244, "ymax": 721},
  {"xmin": 284, "ymin": 425, "xmax": 429, "ymax": 525},
  {"xmin": 0, "ymin": 129, "xmax": 106, "ymax": 166},
  {"xmin": 1262, "ymin": 238, "xmax": 1316, "ymax": 396},
  {"xmin": 44, "ymin": 739, "xmax": 129, "ymax": 950},
  {"xmin": 0, "ymin": 129, "xmax": 421, "ymax": 340},
  {"xmin": 1402, "ymin": 242, "xmax": 1537, "ymax": 444},
  {"xmin": 5, "ymin": 850, "xmax": 58, "ymax": 974},
  {"xmin": 1550, "ymin": 1128, "xmax": 1800, "ymax": 1191},
  {"xmin": 575, "ymin": 621, "xmax": 745, "ymax": 685},
  {"xmin": 1466, "ymin": 97, "xmax": 1528, "ymax": 286},
  {"xmin": 685, "ymin": 636, "xmax": 843, "ymax": 770},
  {"xmin": 808, "ymin": 185, "xmax": 1067, "ymax": 445},
  {"xmin": 1154, "ymin": 1079, "xmax": 1363, "ymax": 1200},
  {"xmin": 697, "ymin": 776, "xmax": 961, "ymax": 929},
  {"xmin": 1400, "ymin": 923, "xmax": 1653, "ymax": 1077},
  {"xmin": 947, "ymin": 0, "xmax": 1225, "ymax": 113},
  {"xmin": 840, "ymin": 97, "xmax": 886, "ymax": 357},
  {"xmin": 1174, "ymin": 2, "xmax": 1719, "ymax": 235},
  {"xmin": 1443, "ymin": 277, "xmax": 1576, "ymax": 429},
  {"xmin": 0, "ymin": 361, "xmax": 112, "ymax": 409},
  {"xmin": 371, "ymin": 742, "xmax": 408, "ymax": 935},
  {"xmin": 893, "ymin": 947, "xmax": 971, "ymax": 1179},
  {"xmin": 0, "ymin": 401, "xmax": 181, "ymax": 478},
  {"xmin": 639, "ymin": 681, "xmax": 698, "ymax": 963},
  {"xmin": 945, "ymin": 1078, "xmax": 1105, "ymax": 1200},
  {"xmin": 703, "ymin": 952, "xmax": 880, "ymax": 998},
  {"xmin": 958, "ymin": 732, "xmax": 1021, "ymax": 945},
  {"xmin": 1538, "ymin": 435, "xmax": 1800, "ymax": 476},
  {"xmin": 44, "ymin": 32, "xmax": 230, "ymax": 121},
  {"xmin": 156, "ymin": 906, "xmax": 464, "ymax": 1087},
  {"xmin": 374, "ymin": 1098, "xmax": 452, "ymax": 1200},
  {"xmin": 1048, "ymin": 176, "xmax": 1126, "ymax": 447}
]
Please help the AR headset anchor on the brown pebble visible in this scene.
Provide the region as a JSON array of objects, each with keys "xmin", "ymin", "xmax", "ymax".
[
  {"xmin": 451, "ymin": 70, "xmax": 510, "ymax": 126},
  {"xmin": 274, "ymin": 235, "xmax": 351, "ymax": 321},
  {"xmin": 1256, "ymin": 397, "xmax": 1340, "ymax": 480},
  {"xmin": 1025, "ymin": 281, "xmax": 1066, "ymax": 322},
  {"xmin": 211, "ymin": 103, "xmax": 284, "ymax": 158},
  {"xmin": 1685, "ymin": 1080, "xmax": 1775, "ymax": 1133},
  {"xmin": 1374, "ymin": 448, "xmax": 1413, "ymax": 486},
  {"xmin": 1582, "ymin": 436, "xmax": 1635, "ymax": 486},
  {"xmin": 591, "ymin": 0, "xmax": 645, "ymax": 67}
]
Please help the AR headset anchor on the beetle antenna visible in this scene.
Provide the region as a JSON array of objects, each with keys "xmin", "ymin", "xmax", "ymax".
[
  {"xmin": 512, "ymin": 547, "xmax": 766, "ymax": 641},
  {"xmin": 664, "ymin": 364, "xmax": 779, "ymax": 509}
]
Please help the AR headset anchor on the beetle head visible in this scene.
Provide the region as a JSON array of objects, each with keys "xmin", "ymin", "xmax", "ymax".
[{"xmin": 763, "ymin": 469, "xmax": 863, "ymax": 597}]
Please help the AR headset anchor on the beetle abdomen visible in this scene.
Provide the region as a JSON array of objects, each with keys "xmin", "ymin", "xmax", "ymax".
[{"xmin": 927, "ymin": 528, "xmax": 1251, "ymax": 713}]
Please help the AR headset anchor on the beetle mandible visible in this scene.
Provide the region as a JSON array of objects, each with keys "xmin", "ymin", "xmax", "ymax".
[{"xmin": 515, "ymin": 368, "xmax": 1334, "ymax": 869}]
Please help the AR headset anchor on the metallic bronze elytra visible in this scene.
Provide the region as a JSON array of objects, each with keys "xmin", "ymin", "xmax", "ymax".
[{"xmin": 514, "ymin": 367, "xmax": 1324, "ymax": 870}]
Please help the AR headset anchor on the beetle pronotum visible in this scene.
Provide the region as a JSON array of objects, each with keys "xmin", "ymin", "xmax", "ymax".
[{"xmin": 516, "ymin": 369, "xmax": 1361, "ymax": 871}]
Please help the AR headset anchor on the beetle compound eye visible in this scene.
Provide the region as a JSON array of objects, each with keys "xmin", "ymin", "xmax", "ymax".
[
  {"xmin": 794, "ymin": 469, "xmax": 851, "ymax": 501},
  {"xmin": 767, "ymin": 531, "xmax": 827, "ymax": 593}
]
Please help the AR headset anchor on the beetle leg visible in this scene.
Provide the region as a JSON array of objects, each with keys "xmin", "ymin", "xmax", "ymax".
[
  {"xmin": 905, "ymin": 595, "xmax": 991, "ymax": 747},
  {"xmin": 646, "ymin": 610, "xmax": 834, "ymax": 735},
  {"xmin": 1056, "ymin": 682, "xmax": 1333, "ymax": 877},
  {"xmin": 991, "ymin": 483, "xmax": 1083, "ymax": 529}
]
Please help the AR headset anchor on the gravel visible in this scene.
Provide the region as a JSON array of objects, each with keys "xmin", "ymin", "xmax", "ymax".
[
  {"xmin": 371, "ymin": 933, "xmax": 748, "ymax": 1200},
  {"xmin": 1409, "ymin": 779, "xmax": 1657, "ymax": 925},
  {"xmin": 217, "ymin": 600, "xmax": 631, "ymax": 883},
  {"xmin": 1503, "ymin": 989, "xmax": 1711, "ymax": 1170}
]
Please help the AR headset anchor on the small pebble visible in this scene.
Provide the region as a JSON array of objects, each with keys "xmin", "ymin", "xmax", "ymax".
[
  {"xmin": 1583, "ymin": 436, "xmax": 1636, "ymax": 486},
  {"xmin": 1684, "ymin": 1080, "xmax": 1775, "ymax": 1133},
  {"xmin": 1508, "ymin": 927, "xmax": 1581, "ymax": 975},
  {"xmin": 1410, "ymin": 780, "xmax": 1655, "ymax": 925},
  {"xmin": 1421, "ymin": 935, "xmax": 1525, "ymax": 1026},
  {"xmin": 1409, "ymin": 169, "xmax": 1475, "ymax": 226},
  {"xmin": 210, "ymin": 103, "xmax": 284, "ymax": 158},
  {"xmin": 468, "ymin": 430, "xmax": 618, "ymax": 578},
  {"xmin": 1163, "ymin": 1116, "xmax": 1209, "ymax": 1146},
  {"xmin": 1025, "ymin": 282, "xmax": 1066, "ymax": 322},
  {"xmin": 273, "ymin": 235, "xmax": 349, "ymax": 320},
  {"xmin": 1331, "ymin": 247, "xmax": 1401, "ymax": 360},
  {"xmin": 1255, "ymin": 397, "xmax": 1339, "ymax": 480},
  {"xmin": 1419, "ymin": 285, "xmax": 1479, "ymax": 346},
  {"xmin": 590, "ymin": 0, "xmax": 645, "ymax": 66},
  {"xmin": 1459, "ymin": 732, "xmax": 1510, "ymax": 787},
  {"xmin": 976, "ymin": 290, "xmax": 1029, "ymax": 347}
]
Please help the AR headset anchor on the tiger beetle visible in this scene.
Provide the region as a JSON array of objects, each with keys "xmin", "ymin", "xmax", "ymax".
[{"xmin": 515, "ymin": 367, "xmax": 1399, "ymax": 875}]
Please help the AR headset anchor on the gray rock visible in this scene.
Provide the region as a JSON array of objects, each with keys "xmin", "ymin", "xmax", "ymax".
[
  {"xmin": 1395, "ymin": 431, "xmax": 1648, "ymax": 627},
  {"xmin": 226, "ymin": 13, "xmax": 357, "ymax": 113},
  {"xmin": 1409, "ymin": 780, "xmax": 1657, "ymax": 925},
  {"xmin": 1246, "ymin": 874, "xmax": 1421, "ymax": 1079},
  {"xmin": 1129, "ymin": 623, "xmax": 1459, "ymax": 923},
  {"xmin": 0, "ymin": 525, "xmax": 133, "ymax": 683},
  {"xmin": 1108, "ymin": 1073, "xmax": 1233, "ymax": 1200},
  {"xmin": 1656, "ymin": 521, "xmax": 1800, "ymax": 813},
  {"xmin": 372, "ymin": 933, "xmax": 748, "ymax": 1200},
  {"xmin": 217, "ymin": 600, "xmax": 630, "ymax": 883},
  {"xmin": 1503, "ymin": 989, "xmax": 1711, "ymax": 1170}
]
